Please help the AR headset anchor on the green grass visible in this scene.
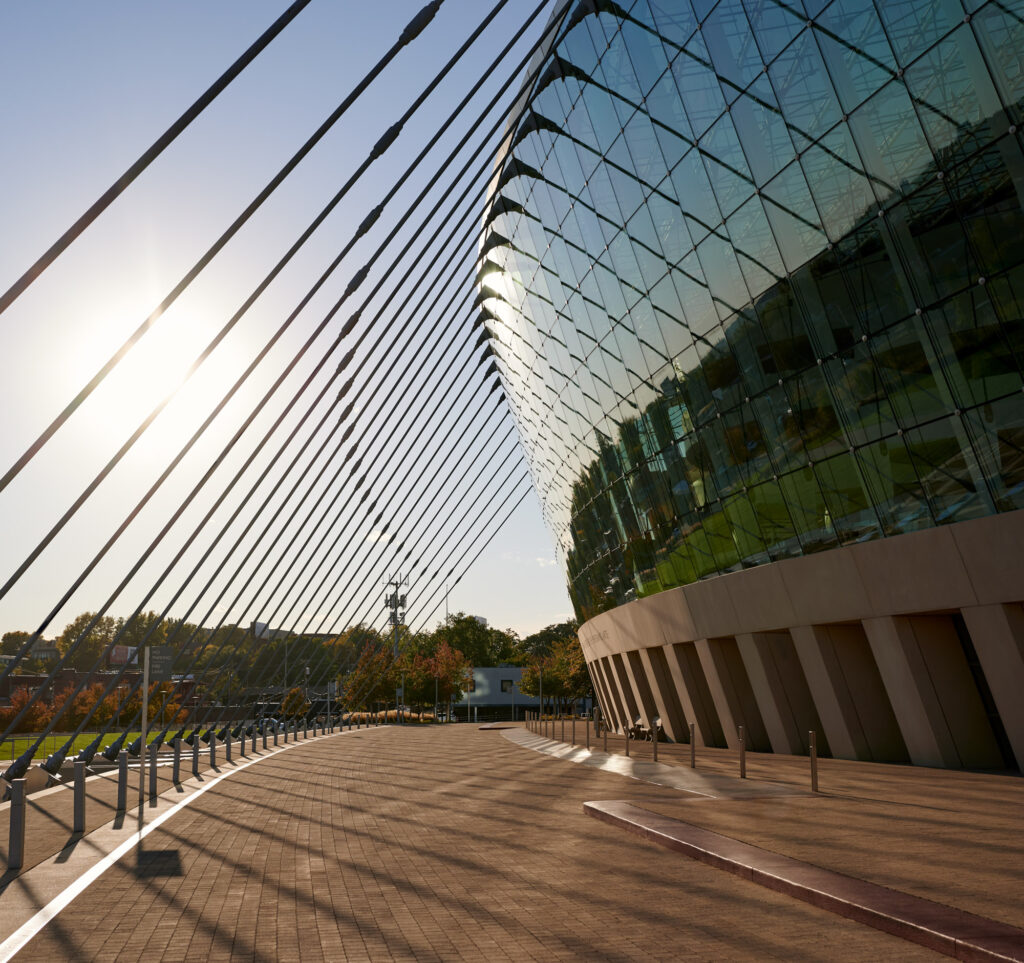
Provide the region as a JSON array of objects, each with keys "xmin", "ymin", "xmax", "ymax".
[{"xmin": 0, "ymin": 730, "xmax": 143, "ymax": 761}]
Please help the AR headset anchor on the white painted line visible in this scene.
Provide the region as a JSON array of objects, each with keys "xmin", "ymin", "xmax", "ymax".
[{"xmin": 0, "ymin": 729, "xmax": 363, "ymax": 961}]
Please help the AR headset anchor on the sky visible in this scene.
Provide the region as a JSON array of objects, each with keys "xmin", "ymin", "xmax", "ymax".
[{"xmin": 0, "ymin": 0, "xmax": 574, "ymax": 643}]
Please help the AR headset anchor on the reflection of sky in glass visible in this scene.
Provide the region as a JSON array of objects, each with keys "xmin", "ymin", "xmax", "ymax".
[{"xmin": 482, "ymin": 0, "xmax": 1024, "ymax": 621}]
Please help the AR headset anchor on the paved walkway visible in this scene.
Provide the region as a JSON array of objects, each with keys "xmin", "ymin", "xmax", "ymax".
[
  {"xmin": 0, "ymin": 724, "xmax": 951, "ymax": 961},
  {"xmin": 515, "ymin": 722, "xmax": 1024, "ymax": 934}
]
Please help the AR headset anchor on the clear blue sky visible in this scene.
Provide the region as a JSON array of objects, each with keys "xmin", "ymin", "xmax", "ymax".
[{"xmin": 0, "ymin": 1, "xmax": 573, "ymax": 642}]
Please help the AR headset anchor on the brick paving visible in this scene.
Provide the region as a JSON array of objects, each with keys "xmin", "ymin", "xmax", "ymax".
[
  {"xmin": 525, "ymin": 721, "xmax": 1024, "ymax": 931},
  {"xmin": 3, "ymin": 725, "xmax": 944, "ymax": 961}
]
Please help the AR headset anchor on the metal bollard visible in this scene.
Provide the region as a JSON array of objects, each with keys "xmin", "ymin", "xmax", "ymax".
[
  {"xmin": 561, "ymin": 716, "xmax": 565, "ymax": 742},
  {"xmin": 240, "ymin": 730, "xmax": 246, "ymax": 758},
  {"xmin": 148, "ymin": 743, "xmax": 158, "ymax": 800},
  {"xmin": 690, "ymin": 722, "xmax": 696, "ymax": 768},
  {"xmin": 226, "ymin": 731, "xmax": 232, "ymax": 763},
  {"xmin": 8, "ymin": 779, "xmax": 26, "ymax": 871},
  {"xmin": 117, "ymin": 751, "xmax": 128, "ymax": 811},
  {"xmin": 274, "ymin": 725, "xmax": 279, "ymax": 746},
  {"xmin": 193, "ymin": 737, "xmax": 200, "ymax": 777},
  {"xmin": 74, "ymin": 760, "xmax": 86, "ymax": 834},
  {"xmin": 572, "ymin": 716, "xmax": 576, "ymax": 745},
  {"xmin": 173, "ymin": 738, "xmax": 181, "ymax": 784},
  {"xmin": 304, "ymin": 721, "xmax": 308, "ymax": 739},
  {"xmin": 739, "ymin": 725, "xmax": 746, "ymax": 779},
  {"xmin": 252, "ymin": 727, "xmax": 257, "ymax": 753},
  {"xmin": 586, "ymin": 714, "xmax": 590, "ymax": 750},
  {"xmin": 652, "ymin": 723, "xmax": 658, "ymax": 763},
  {"xmin": 603, "ymin": 722, "xmax": 608, "ymax": 753},
  {"xmin": 810, "ymin": 730, "xmax": 818, "ymax": 793},
  {"xmin": 262, "ymin": 727, "xmax": 268, "ymax": 750},
  {"xmin": 625, "ymin": 725, "xmax": 630, "ymax": 757},
  {"xmin": 209, "ymin": 735, "xmax": 216, "ymax": 769}
]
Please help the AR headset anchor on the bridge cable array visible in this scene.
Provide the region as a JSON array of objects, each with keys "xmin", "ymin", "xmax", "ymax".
[{"xmin": 0, "ymin": 0, "xmax": 572, "ymax": 783}]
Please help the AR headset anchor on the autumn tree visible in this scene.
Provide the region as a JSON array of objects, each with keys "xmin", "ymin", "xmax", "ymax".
[
  {"xmin": 0, "ymin": 686, "xmax": 53, "ymax": 733},
  {"xmin": 281, "ymin": 686, "xmax": 310, "ymax": 720}
]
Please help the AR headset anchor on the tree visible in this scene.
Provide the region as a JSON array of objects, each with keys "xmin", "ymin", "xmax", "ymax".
[
  {"xmin": 432, "ymin": 612, "xmax": 520, "ymax": 666},
  {"xmin": 118, "ymin": 611, "xmax": 168, "ymax": 650},
  {"xmin": 0, "ymin": 686, "xmax": 53, "ymax": 734},
  {"xmin": 520, "ymin": 620, "xmax": 579, "ymax": 661},
  {"xmin": 1, "ymin": 630, "xmax": 31, "ymax": 657},
  {"xmin": 57, "ymin": 612, "xmax": 118, "ymax": 670},
  {"xmin": 282, "ymin": 686, "xmax": 310, "ymax": 720},
  {"xmin": 518, "ymin": 631, "xmax": 590, "ymax": 717},
  {"xmin": 430, "ymin": 639, "xmax": 472, "ymax": 705},
  {"xmin": 343, "ymin": 644, "xmax": 395, "ymax": 709}
]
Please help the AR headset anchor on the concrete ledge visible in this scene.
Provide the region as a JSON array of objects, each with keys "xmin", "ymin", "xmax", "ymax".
[{"xmin": 584, "ymin": 800, "xmax": 1024, "ymax": 962}]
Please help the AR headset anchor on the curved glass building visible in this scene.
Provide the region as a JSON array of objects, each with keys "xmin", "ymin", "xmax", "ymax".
[{"xmin": 482, "ymin": 0, "xmax": 1024, "ymax": 770}]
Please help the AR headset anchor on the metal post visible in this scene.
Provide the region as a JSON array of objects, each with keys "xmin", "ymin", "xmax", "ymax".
[
  {"xmin": 209, "ymin": 734, "xmax": 216, "ymax": 769},
  {"xmin": 8, "ymin": 779, "xmax": 26, "ymax": 871},
  {"xmin": 117, "ymin": 751, "xmax": 128, "ymax": 811},
  {"xmin": 273, "ymin": 723, "xmax": 278, "ymax": 746},
  {"xmin": 173, "ymin": 738, "xmax": 181, "ymax": 783},
  {"xmin": 148, "ymin": 743, "xmax": 158, "ymax": 800},
  {"xmin": 585, "ymin": 711, "xmax": 590, "ymax": 749},
  {"xmin": 625, "ymin": 722, "xmax": 630, "ymax": 757},
  {"xmin": 739, "ymin": 725, "xmax": 746, "ymax": 779},
  {"xmin": 240, "ymin": 729, "xmax": 246, "ymax": 757},
  {"xmin": 226, "ymin": 730, "xmax": 232, "ymax": 763},
  {"xmin": 192, "ymin": 737, "xmax": 199, "ymax": 776},
  {"xmin": 689, "ymin": 722, "xmax": 696, "ymax": 768},
  {"xmin": 73, "ymin": 760, "xmax": 86, "ymax": 834},
  {"xmin": 603, "ymin": 721, "xmax": 607, "ymax": 753},
  {"xmin": 652, "ymin": 720, "xmax": 658, "ymax": 763},
  {"xmin": 138, "ymin": 645, "xmax": 150, "ymax": 818},
  {"xmin": 572, "ymin": 714, "xmax": 576, "ymax": 746},
  {"xmin": 810, "ymin": 730, "xmax": 818, "ymax": 793},
  {"xmin": 561, "ymin": 715, "xmax": 565, "ymax": 743}
]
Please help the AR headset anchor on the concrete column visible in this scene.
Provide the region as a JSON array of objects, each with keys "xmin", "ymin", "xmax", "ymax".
[
  {"xmin": 609, "ymin": 653, "xmax": 641, "ymax": 727},
  {"xmin": 960, "ymin": 603, "xmax": 1024, "ymax": 769},
  {"xmin": 791, "ymin": 623, "xmax": 908, "ymax": 763},
  {"xmin": 623, "ymin": 650, "xmax": 660, "ymax": 729},
  {"xmin": 636, "ymin": 645, "xmax": 688, "ymax": 742},
  {"xmin": 593, "ymin": 658, "xmax": 628, "ymax": 733},
  {"xmin": 736, "ymin": 631, "xmax": 824, "ymax": 756},
  {"xmin": 590, "ymin": 662, "xmax": 619, "ymax": 732},
  {"xmin": 693, "ymin": 637, "xmax": 767, "ymax": 751},
  {"xmin": 864, "ymin": 615, "xmax": 1002, "ymax": 769},
  {"xmin": 662, "ymin": 641, "xmax": 723, "ymax": 747}
]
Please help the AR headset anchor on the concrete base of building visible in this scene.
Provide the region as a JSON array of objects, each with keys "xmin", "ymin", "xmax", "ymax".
[{"xmin": 580, "ymin": 509, "xmax": 1024, "ymax": 772}]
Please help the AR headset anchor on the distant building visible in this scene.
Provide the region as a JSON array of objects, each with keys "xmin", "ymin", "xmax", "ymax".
[{"xmin": 453, "ymin": 667, "xmax": 590, "ymax": 723}]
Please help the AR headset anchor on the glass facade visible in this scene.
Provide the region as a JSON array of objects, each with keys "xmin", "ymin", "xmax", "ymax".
[{"xmin": 481, "ymin": 0, "xmax": 1024, "ymax": 623}]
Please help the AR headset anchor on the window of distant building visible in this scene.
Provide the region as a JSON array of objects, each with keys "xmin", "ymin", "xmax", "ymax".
[{"xmin": 501, "ymin": 679, "xmax": 514, "ymax": 692}]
